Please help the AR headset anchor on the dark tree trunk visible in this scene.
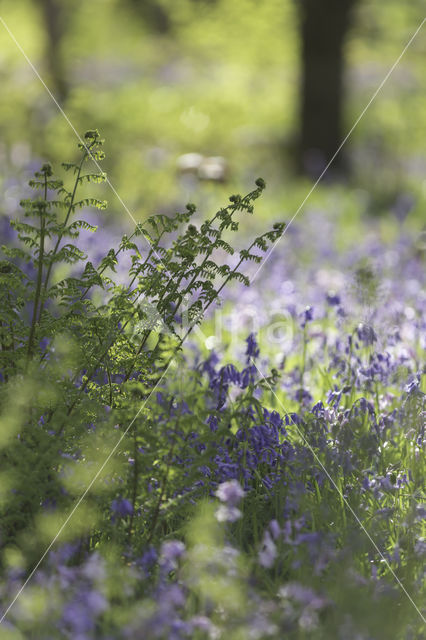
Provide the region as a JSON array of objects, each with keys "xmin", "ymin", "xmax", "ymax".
[
  {"xmin": 127, "ymin": 0, "xmax": 171, "ymax": 33},
  {"xmin": 297, "ymin": 0, "xmax": 357, "ymax": 179},
  {"xmin": 39, "ymin": 0, "xmax": 68, "ymax": 103}
]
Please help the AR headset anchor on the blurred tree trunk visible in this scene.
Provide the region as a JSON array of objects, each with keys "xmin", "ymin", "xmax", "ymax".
[
  {"xmin": 39, "ymin": 0, "xmax": 68, "ymax": 103},
  {"xmin": 297, "ymin": 0, "xmax": 357, "ymax": 178},
  {"xmin": 127, "ymin": 0, "xmax": 171, "ymax": 33}
]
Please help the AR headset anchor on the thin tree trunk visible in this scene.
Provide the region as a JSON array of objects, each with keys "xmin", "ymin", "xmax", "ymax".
[
  {"xmin": 39, "ymin": 0, "xmax": 68, "ymax": 103},
  {"xmin": 297, "ymin": 0, "xmax": 357, "ymax": 178}
]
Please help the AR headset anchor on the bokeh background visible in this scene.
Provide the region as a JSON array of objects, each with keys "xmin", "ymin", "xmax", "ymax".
[
  {"xmin": 0, "ymin": 0, "xmax": 425, "ymax": 239},
  {"xmin": 0, "ymin": 8, "xmax": 425, "ymax": 636}
]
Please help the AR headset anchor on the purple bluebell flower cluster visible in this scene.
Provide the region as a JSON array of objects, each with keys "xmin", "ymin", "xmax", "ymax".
[
  {"xmin": 111, "ymin": 497, "xmax": 133, "ymax": 519},
  {"xmin": 0, "ymin": 157, "xmax": 424, "ymax": 640}
]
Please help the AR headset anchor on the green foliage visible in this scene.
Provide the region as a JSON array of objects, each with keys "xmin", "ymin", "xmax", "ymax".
[
  {"xmin": 2, "ymin": 0, "xmax": 425, "ymax": 225},
  {"xmin": 0, "ymin": 132, "xmax": 284, "ymax": 557}
]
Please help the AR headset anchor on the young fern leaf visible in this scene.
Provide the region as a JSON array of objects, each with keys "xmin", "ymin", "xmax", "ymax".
[{"xmin": 0, "ymin": 132, "xmax": 287, "ymax": 550}]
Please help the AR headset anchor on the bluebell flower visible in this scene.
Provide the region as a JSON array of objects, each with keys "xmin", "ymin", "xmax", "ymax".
[
  {"xmin": 357, "ymin": 397, "xmax": 376, "ymax": 416},
  {"xmin": 158, "ymin": 583, "xmax": 185, "ymax": 608},
  {"xmin": 215, "ymin": 479, "xmax": 245, "ymax": 506},
  {"xmin": 279, "ymin": 582, "xmax": 329, "ymax": 610},
  {"xmin": 264, "ymin": 409, "xmax": 285, "ymax": 432},
  {"xmin": 139, "ymin": 546, "xmax": 158, "ymax": 576},
  {"xmin": 41, "ymin": 497, "xmax": 56, "ymax": 511},
  {"xmin": 405, "ymin": 376, "xmax": 420, "ymax": 394},
  {"xmin": 215, "ymin": 504, "xmax": 242, "ymax": 522},
  {"xmin": 220, "ymin": 363, "xmax": 240, "ymax": 385},
  {"xmin": 190, "ymin": 616, "xmax": 218, "ymax": 636},
  {"xmin": 62, "ymin": 600, "xmax": 94, "ymax": 634},
  {"xmin": 379, "ymin": 475, "xmax": 395, "ymax": 491},
  {"xmin": 285, "ymin": 412, "xmax": 301, "ymax": 426},
  {"xmin": 207, "ymin": 414, "xmax": 218, "ymax": 432},
  {"xmin": 111, "ymin": 497, "xmax": 133, "ymax": 518},
  {"xmin": 356, "ymin": 322, "xmax": 377, "ymax": 345},
  {"xmin": 39, "ymin": 337, "xmax": 50, "ymax": 351},
  {"xmin": 311, "ymin": 401, "xmax": 324, "ymax": 417},
  {"xmin": 269, "ymin": 519, "xmax": 281, "ymax": 540},
  {"xmin": 245, "ymin": 332, "xmax": 259, "ymax": 360},
  {"xmin": 327, "ymin": 388, "xmax": 342, "ymax": 408},
  {"xmin": 240, "ymin": 364, "xmax": 256, "ymax": 388},
  {"xmin": 362, "ymin": 475, "xmax": 371, "ymax": 490},
  {"xmin": 326, "ymin": 291, "xmax": 340, "ymax": 306},
  {"xmin": 300, "ymin": 305, "xmax": 314, "ymax": 327},
  {"xmin": 160, "ymin": 540, "xmax": 185, "ymax": 563},
  {"xmin": 295, "ymin": 388, "xmax": 313, "ymax": 404},
  {"xmin": 48, "ymin": 541, "xmax": 81, "ymax": 566},
  {"xmin": 87, "ymin": 589, "xmax": 108, "ymax": 614},
  {"xmin": 261, "ymin": 475, "xmax": 273, "ymax": 490},
  {"xmin": 258, "ymin": 530, "xmax": 277, "ymax": 568}
]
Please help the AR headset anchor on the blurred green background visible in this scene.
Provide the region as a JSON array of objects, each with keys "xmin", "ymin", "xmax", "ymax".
[{"xmin": 0, "ymin": 0, "xmax": 425, "ymax": 237}]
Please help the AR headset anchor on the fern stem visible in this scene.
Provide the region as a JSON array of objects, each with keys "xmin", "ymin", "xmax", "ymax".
[
  {"xmin": 37, "ymin": 144, "xmax": 93, "ymax": 324},
  {"xmin": 127, "ymin": 423, "xmax": 139, "ymax": 545},
  {"xmin": 27, "ymin": 175, "xmax": 48, "ymax": 360}
]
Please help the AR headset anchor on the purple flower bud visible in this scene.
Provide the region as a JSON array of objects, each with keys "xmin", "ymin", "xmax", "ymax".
[
  {"xmin": 245, "ymin": 332, "xmax": 259, "ymax": 360},
  {"xmin": 300, "ymin": 306, "xmax": 314, "ymax": 327},
  {"xmin": 326, "ymin": 291, "xmax": 340, "ymax": 306}
]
